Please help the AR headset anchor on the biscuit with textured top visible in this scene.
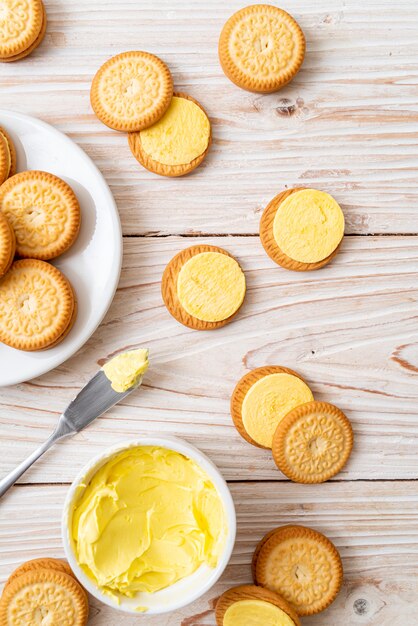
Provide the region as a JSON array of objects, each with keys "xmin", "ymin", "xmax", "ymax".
[
  {"xmin": 0, "ymin": 259, "xmax": 76, "ymax": 351},
  {"xmin": 260, "ymin": 188, "xmax": 344, "ymax": 271},
  {"xmin": 5, "ymin": 558, "xmax": 77, "ymax": 588},
  {"xmin": 128, "ymin": 93, "xmax": 211, "ymax": 177},
  {"xmin": 0, "ymin": 0, "xmax": 43, "ymax": 59},
  {"xmin": 0, "ymin": 170, "xmax": 80, "ymax": 260},
  {"xmin": 1, "ymin": 2, "xmax": 47, "ymax": 63},
  {"xmin": 91, "ymin": 51, "xmax": 173, "ymax": 132},
  {"xmin": 231, "ymin": 366, "xmax": 313, "ymax": 449},
  {"xmin": 219, "ymin": 4, "xmax": 305, "ymax": 93},
  {"xmin": 253, "ymin": 525, "xmax": 343, "ymax": 616},
  {"xmin": 216, "ymin": 585, "xmax": 301, "ymax": 626},
  {"xmin": 0, "ymin": 568, "xmax": 89, "ymax": 626},
  {"xmin": 0, "ymin": 127, "xmax": 16, "ymax": 177},
  {"xmin": 162, "ymin": 245, "xmax": 246, "ymax": 330},
  {"xmin": 0, "ymin": 212, "xmax": 15, "ymax": 277},
  {"xmin": 272, "ymin": 401, "xmax": 354, "ymax": 483}
]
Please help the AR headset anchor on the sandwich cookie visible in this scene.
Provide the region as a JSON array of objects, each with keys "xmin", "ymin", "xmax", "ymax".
[
  {"xmin": 0, "ymin": 127, "xmax": 16, "ymax": 178},
  {"xmin": 0, "ymin": 171, "xmax": 81, "ymax": 260},
  {"xmin": 1, "ymin": 2, "xmax": 47, "ymax": 63},
  {"xmin": 0, "ymin": 0, "xmax": 43, "ymax": 60},
  {"xmin": 0, "ymin": 212, "xmax": 15, "ymax": 277},
  {"xmin": 219, "ymin": 4, "xmax": 305, "ymax": 93},
  {"xmin": 260, "ymin": 188, "xmax": 345, "ymax": 271},
  {"xmin": 253, "ymin": 525, "xmax": 343, "ymax": 616},
  {"xmin": 91, "ymin": 51, "xmax": 173, "ymax": 132},
  {"xmin": 231, "ymin": 366, "xmax": 313, "ymax": 449},
  {"xmin": 5, "ymin": 558, "xmax": 78, "ymax": 589},
  {"xmin": 272, "ymin": 401, "xmax": 354, "ymax": 483},
  {"xmin": 128, "ymin": 93, "xmax": 211, "ymax": 177},
  {"xmin": 0, "ymin": 133, "xmax": 11, "ymax": 186},
  {"xmin": 162, "ymin": 245, "xmax": 246, "ymax": 330},
  {"xmin": 216, "ymin": 585, "xmax": 301, "ymax": 626}
]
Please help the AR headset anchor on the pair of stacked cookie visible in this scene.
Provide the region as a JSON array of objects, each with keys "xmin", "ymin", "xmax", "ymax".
[
  {"xmin": 0, "ymin": 558, "xmax": 88, "ymax": 625},
  {"xmin": 90, "ymin": 51, "xmax": 211, "ymax": 177},
  {"xmin": 217, "ymin": 525, "xmax": 343, "ymax": 624},
  {"xmin": 0, "ymin": 141, "xmax": 80, "ymax": 351},
  {"xmin": 0, "ymin": 0, "xmax": 47, "ymax": 63}
]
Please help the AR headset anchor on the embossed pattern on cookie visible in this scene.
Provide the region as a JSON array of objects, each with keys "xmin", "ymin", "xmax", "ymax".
[
  {"xmin": 0, "ymin": 1, "xmax": 47, "ymax": 63},
  {"xmin": 0, "ymin": 0, "xmax": 43, "ymax": 59}
]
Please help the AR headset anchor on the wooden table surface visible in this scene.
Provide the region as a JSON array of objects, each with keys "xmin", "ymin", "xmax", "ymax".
[{"xmin": 1, "ymin": 1, "xmax": 418, "ymax": 624}]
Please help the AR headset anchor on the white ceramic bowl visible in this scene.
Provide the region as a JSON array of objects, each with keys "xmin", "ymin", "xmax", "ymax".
[{"xmin": 62, "ymin": 437, "xmax": 236, "ymax": 615}]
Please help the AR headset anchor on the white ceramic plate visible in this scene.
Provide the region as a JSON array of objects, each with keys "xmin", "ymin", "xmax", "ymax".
[{"xmin": 0, "ymin": 110, "xmax": 122, "ymax": 386}]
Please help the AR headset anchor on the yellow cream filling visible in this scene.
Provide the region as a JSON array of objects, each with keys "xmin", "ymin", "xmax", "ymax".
[
  {"xmin": 102, "ymin": 348, "xmax": 149, "ymax": 392},
  {"xmin": 177, "ymin": 251, "xmax": 246, "ymax": 322},
  {"xmin": 242, "ymin": 373, "xmax": 313, "ymax": 448},
  {"xmin": 224, "ymin": 600, "xmax": 295, "ymax": 626},
  {"xmin": 71, "ymin": 446, "xmax": 227, "ymax": 598},
  {"xmin": 139, "ymin": 96, "xmax": 210, "ymax": 165},
  {"xmin": 0, "ymin": 131, "xmax": 11, "ymax": 176},
  {"xmin": 273, "ymin": 189, "xmax": 345, "ymax": 263}
]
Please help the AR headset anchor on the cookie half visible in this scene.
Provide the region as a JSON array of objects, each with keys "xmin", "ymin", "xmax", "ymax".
[
  {"xmin": 0, "ymin": 127, "xmax": 16, "ymax": 178},
  {"xmin": 231, "ymin": 366, "xmax": 313, "ymax": 449},
  {"xmin": 0, "ymin": 212, "xmax": 15, "ymax": 277},
  {"xmin": 1, "ymin": 1, "xmax": 47, "ymax": 63},
  {"xmin": 0, "ymin": 170, "xmax": 81, "ymax": 260},
  {"xmin": 162, "ymin": 245, "xmax": 246, "ymax": 330},
  {"xmin": 219, "ymin": 4, "xmax": 305, "ymax": 93},
  {"xmin": 0, "ymin": 568, "xmax": 89, "ymax": 626},
  {"xmin": 260, "ymin": 188, "xmax": 344, "ymax": 271},
  {"xmin": 0, "ymin": 0, "xmax": 43, "ymax": 59},
  {"xmin": 0, "ymin": 259, "xmax": 76, "ymax": 351},
  {"xmin": 91, "ymin": 50, "xmax": 173, "ymax": 132},
  {"xmin": 216, "ymin": 585, "xmax": 301, "ymax": 626},
  {"xmin": 128, "ymin": 93, "xmax": 211, "ymax": 177},
  {"xmin": 253, "ymin": 525, "xmax": 343, "ymax": 616},
  {"xmin": 272, "ymin": 401, "xmax": 354, "ymax": 483}
]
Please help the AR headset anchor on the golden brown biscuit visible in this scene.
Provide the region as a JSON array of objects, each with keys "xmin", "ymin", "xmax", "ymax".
[
  {"xmin": 260, "ymin": 188, "xmax": 344, "ymax": 271},
  {"xmin": 0, "ymin": 259, "xmax": 76, "ymax": 351},
  {"xmin": 1, "ymin": 2, "xmax": 47, "ymax": 63},
  {"xmin": 0, "ymin": 0, "xmax": 43, "ymax": 59},
  {"xmin": 0, "ymin": 568, "xmax": 89, "ymax": 626},
  {"xmin": 0, "ymin": 128, "xmax": 16, "ymax": 178},
  {"xmin": 0, "ymin": 133, "xmax": 11, "ymax": 186},
  {"xmin": 253, "ymin": 525, "xmax": 343, "ymax": 616},
  {"xmin": 272, "ymin": 401, "xmax": 354, "ymax": 483},
  {"xmin": 162, "ymin": 245, "xmax": 246, "ymax": 330},
  {"xmin": 216, "ymin": 585, "xmax": 301, "ymax": 626},
  {"xmin": 219, "ymin": 4, "xmax": 305, "ymax": 93},
  {"xmin": 128, "ymin": 93, "xmax": 211, "ymax": 177},
  {"xmin": 0, "ymin": 170, "xmax": 80, "ymax": 260},
  {"xmin": 230, "ymin": 366, "xmax": 313, "ymax": 449},
  {"xmin": 0, "ymin": 212, "xmax": 15, "ymax": 277},
  {"xmin": 91, "ymin": 50, "xmax": 173, "ymax": 132}
]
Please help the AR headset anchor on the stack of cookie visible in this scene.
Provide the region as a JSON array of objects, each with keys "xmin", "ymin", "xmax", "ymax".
[
  {"xmin": 0, "ymin": 134, "xmax": 80, "ymax": 351},
  {"xmin": 90, "ymin": 51, "xmax": 211, "ymax": 177},
  {"xmin": 0, "ymin": 558, "xmax": 89, "ymax": 625},
  {"xmin": 0, "ymin": 0, "xmax": 47, "ymax": 63}
]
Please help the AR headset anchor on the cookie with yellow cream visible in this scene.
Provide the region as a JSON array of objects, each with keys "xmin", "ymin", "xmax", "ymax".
[
  {"xmin": 0, "ymin": 212, "xmax": 15, "ymax": 277},
  {"xmin": 219, "ymin": 5, "xmax": 305, "ymax": 93},
  {"xmin": 231, "ymin": 366, "xmax": 313, "ymax": 449},
  {"xmin": 253, "ymin": 525, "xmax": 343, "ymax": 616},
  {"xmin": 0, "ymin": 127, "xmax": 16, "ymax": 178},
  {"xmin": 162, "ymin": 245, "xmax": 246, "ymax": 330},
  {"xmin": 260, "ymin": 188, "xmax": 345, "ymax": 271},
  {"xmin": 0, "ymin": 133, "xmax": 11, "ymax": 186},
  {"xmin": 0, "ymin": 0, "xmax": 43, "ymax": 59},
  {"xmin": 1, "ymin": 2, "xmax": 47, "ymax": 63},
  {"xmin": 216, "ymin": 585, "xmax": 301, "ymax": 626},
  {"xmin": 272, "ymin": 401, "xmax": 354, "ymax": 483},
  {"xmin": 128, "ymin": 93, "xmax": 211, "ymax": 177},
  {"xmin": 91, "ymin": 51, "xmax": 173, "ymax": 132}
]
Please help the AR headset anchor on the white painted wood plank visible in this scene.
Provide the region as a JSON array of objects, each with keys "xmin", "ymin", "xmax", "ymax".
[
  {"xmin": 0, "ymin": 0, "xmax": 417, "ymax": 234},
  {"xmin": 0, "ymin": 236, "xmax": 417, "ymax": 482},
  {"xmin": 1, "ymin": 482, "xmax": 418, "ymax": 625}
]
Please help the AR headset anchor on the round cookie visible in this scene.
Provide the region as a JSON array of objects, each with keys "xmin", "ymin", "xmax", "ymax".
[
  {"xmin": 0, "ymin": 568, "xmax": 89, "ymax": 626},
  {"xmin": 253, "ymin": 525, "xmax": 343, "ymax": 616},
  {"xmin": 91, "ymin": 50, "xmax": 173, "ymax": 132},
  {"xmin": 231, "ymin": 366, "xmax": 313, "ymax": 449},
  {"xmin": 162, "ymin": 245, "xmax": 246, "ymax": 330},
  {"xmin": 219, "ymin": 4, "xmax": 305, "ymax": 93},
  {"xmin": 128, "ymin": 93, "xmax": 211, "ymax": 177},
  {"xmin": 0, "ymin": 259, "xmax": 76, "ymax": 351},
  {"xmin": 216, "ymin": 585, "xmax": 301, "ymax": 626},
  {"xmin": 0, "ymin": 127, "xmax": 16, "ymax": 177},
  {"xmin": 5, "ymin": 558, "xmax": 76, "ymax": 588},
  {"xmin": 1, "ymin": 2, "xmax": 47, "ymax": 63},
  {"xmin": 272, "ymin": 401, "xmax": 354, "ymax": 483},
  {"xmin": 260, "ymin": 188, "xmax": 344, "ymax": 271},
  {"xmin": 0, "ymin": 133, "xmax": 11, "ymax": 186},
  {"xmin": 0, "ymin": 0, "xmax": 43, "ymax": 59},
  {"xmin": 0, "ymin": 170, "xmax": 81, "ymax": 260},
  {"xmin": 0, "ymin": 212, "xmax": 15, "ymax": 277}
]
